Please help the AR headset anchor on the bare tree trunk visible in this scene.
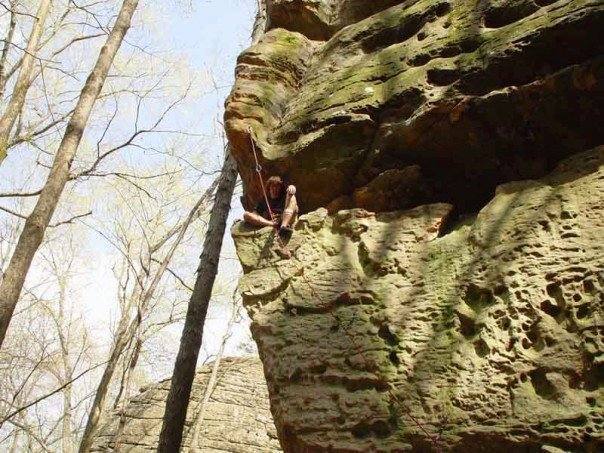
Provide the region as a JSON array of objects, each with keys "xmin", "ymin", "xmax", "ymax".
[
  {"xmin": 0, "ymin": 0, "xmax": 52, "ymax": 161},
  {"xmin": 191, "ymin": 300, "xmax": 239, "ymax": 452},
  {"xmin": 57, "ymin": 275, "xmax": 74, "ymax": 453},
  {"xmin": 111, "ymin": 339, "xmax": 141, "ymax": 451},
  {"xmin": 77, "ymin": 316, "xmax": 134, "ymax": 453},
  {"xmin": 61, "ymin": 372, "xmax": 74, "ymax": 453},
  {"xmin": 252, "ymin": 0, "xmax": 269, "ymax": 40},
  {"xmin": 191, "ymin": 347, "xmax": 224, "ymax": 452},
  {"xmin": 0, "ymin": 0, "xmax": 140, "ymax": 348},
  {"xmin": 0, "ymin": 1, "xmax": 17, "ymax": 99},
  {"xmin": 8, "ymin": 430, "xmax": 19, "ymax": 453},
  {"xmin": 157, "ymin": 152, "xmax": 238, "ymax": 452},
  {"xmin": 157, "ymin": 5, "xmax": 267, "ymax": 450},
  {"xmin": 112, "ymin": 338, "xmax": 141, "ymax": 411}
]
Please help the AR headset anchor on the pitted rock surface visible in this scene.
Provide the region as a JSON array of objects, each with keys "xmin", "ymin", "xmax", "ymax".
[
  {"xmin": 266, "ymin": 0, "xmax": 403, "ymax": 40},
  {"xmin": 91, "ymin": 357, "xmax": 281, "ymax": 452},
  {"xmin": 225, "ymin": 0, "xmax": 604, "ymax": 212},
  {"xmin": 232, "ymin": 148, "xmax": 604, "ymax": 452}
]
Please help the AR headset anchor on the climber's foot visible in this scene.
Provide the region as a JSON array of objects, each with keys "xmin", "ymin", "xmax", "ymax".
[{"xmin": 279, "ymin": 225, "xmax": 293, "ymax": 241}]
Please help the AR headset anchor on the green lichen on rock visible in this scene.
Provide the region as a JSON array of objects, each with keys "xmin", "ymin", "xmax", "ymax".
[
  {"xmin": 226, "ymin": 0, "xmax": 604, "ymax": 212},
  {"xmin": 232, "ymin": 147, "xmax": 604, "ymax": 451},
  {"xmin": 226, "ymin": 0, "xmax": 604, "ymax": 451}
]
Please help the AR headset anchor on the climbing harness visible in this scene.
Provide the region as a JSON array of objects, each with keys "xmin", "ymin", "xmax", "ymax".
[{"xmin": 245, "ymin": 126, "xmax": 441, "ymax": 449}]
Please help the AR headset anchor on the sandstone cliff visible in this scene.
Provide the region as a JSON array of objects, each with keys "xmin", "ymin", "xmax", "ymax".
[
  {"xmin": 226, "ymin": 0, "xmax": 603, "ymax": 451},
  {"xmin": 232, "ymin": 147, "xmax": 603, "ymax": 451},
  {"xmin": 226, "ymin": 0, "xmax": 603, "ymax": 213},
  {"xmin": 91, "ymin": 358, "xmax": 281, "ymax": 452}
]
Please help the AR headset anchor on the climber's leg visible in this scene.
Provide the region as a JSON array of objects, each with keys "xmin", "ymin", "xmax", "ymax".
[
  {"xmin": 279, "ymin": 194, "xmax": 298, "ymax": 240},
  {"xmin": 244, "ymin": 211, "xmax": 276, "ymax": 228},
  {"xmin": 281, "ymin": 193, "xmax": 298, "ymax": 228}
]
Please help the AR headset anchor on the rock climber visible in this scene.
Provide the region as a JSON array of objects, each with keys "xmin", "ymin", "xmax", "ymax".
[{"xmin": 243, "ymin": 176, "xmax": 298, "ymax": 240}]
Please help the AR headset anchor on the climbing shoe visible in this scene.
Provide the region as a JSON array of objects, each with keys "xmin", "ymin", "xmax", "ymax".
[{"xmin": 278, "ymin": 225, "xmax": 293, "ymax": 241}]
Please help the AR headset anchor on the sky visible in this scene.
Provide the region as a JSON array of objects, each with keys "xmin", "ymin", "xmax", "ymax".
[
  {"xmin": 155, "ymin": 0, "xmax": 258, "ymax": 368},
  {"xmin": 117, "ymin": 0, "xmax": 260, "ymax": 376},
  {"xmin": 0, "ymin": 0, "xmax": 259, "ymax": 382}
]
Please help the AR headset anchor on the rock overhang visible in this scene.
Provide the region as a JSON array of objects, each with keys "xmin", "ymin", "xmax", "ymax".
[
  {"xmin": 225, "ymin": 0, "xmax": 604, "ymax": 214},
  {"xmin": 231, "ymin": 147, "xmax": 604, "ymax": 451}
]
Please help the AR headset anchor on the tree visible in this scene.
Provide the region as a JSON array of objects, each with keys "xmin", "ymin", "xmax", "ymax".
[
  {"xmin": 77, "ymin": 176, "xmax": 219, "ymax": 453},
  {"xmin": 0, "ymin": 0, "xmax": 158, "ymax": 167},
  {"xmin": 0, "ymin": 0, "xmax": 52, "ymax": 162},
  {"xmin": 0, "ymin": 0, "xmax": 256, "ymax": 449},
  {"xmin": 0, "ymin": 1, "xmax": 18, "ymax": 99},
  {"xmin": 157, "ymin": 151, "xmax": 238, "ymax": 452},
  {"xmin": 0, "ymin": 0, "xmax": 140, "ymax": 349},
  {"xmin": 156, "ymin": 8, "xmax": 268, "ymax": 450},
  {"xmin": 0, "ymin": 235, "xmax": 97, "ymax": 452}
]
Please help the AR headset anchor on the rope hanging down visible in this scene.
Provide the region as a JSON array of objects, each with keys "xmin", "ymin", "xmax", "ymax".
[{"xmin": 248, "ymin": 126, "xmax": 276, "ymax": 224}]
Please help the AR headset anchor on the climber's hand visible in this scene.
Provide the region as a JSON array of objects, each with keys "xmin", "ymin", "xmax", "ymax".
[
  {"xmin": 286, "ymin": 185, "xmax": 296, "ymax": 196},
  {"xmin": 269, "ymin": 214, "xmax": 280, "ymax": 227}
]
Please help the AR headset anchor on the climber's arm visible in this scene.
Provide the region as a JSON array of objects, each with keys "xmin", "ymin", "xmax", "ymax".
[
  {"xmin": 244, "ymin": 210, "xmax": 277, "ymax": 228},
  {"xmin": 281, "ymin": 186, "xmax": 298, "ymax": 229}
]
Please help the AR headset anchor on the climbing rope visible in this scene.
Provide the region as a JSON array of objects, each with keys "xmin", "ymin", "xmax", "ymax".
[
  {"xmin": 247, "ymin": 127, "xmax": 290, "ymax": 256},
  {"xmin": 248, "ymin": 126, "xmax": 276, "ymax": 225},
  {"xmin": 245, "ymin": 126, "xmax": 442, "ymax": 450}
]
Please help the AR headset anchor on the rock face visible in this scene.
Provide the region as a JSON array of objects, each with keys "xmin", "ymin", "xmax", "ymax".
[
  {"xmin": 226, "ymin": 0, "xmax": 603, "ymax": 451},
  {"xmin": 225, "ymin": 0, "xmax": 603, "ymax": 212},
  {"xmin": 266, "ymin": 0, "xmax": 403, "ymax": 40},
  {"xmin": 232, "ymin": 148, "xmax": 603, "ymax": 451},
  {"xmin": 91, "ymin": 357, "xmax": 281, "ymax": 452}
]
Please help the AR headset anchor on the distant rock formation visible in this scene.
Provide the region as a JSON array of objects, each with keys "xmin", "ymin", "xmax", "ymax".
[
  {"xmin": 92, "ymin": 357, "xmax": 281, "ymax": 452},
  {"xmin": 225, "ymin": 0, "xmax": 603, "ymax": 450}
]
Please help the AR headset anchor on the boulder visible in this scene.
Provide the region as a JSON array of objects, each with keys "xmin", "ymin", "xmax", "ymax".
[{"xmin": 91, "ymin": 357, "xmax": 281, "ymax": 452}]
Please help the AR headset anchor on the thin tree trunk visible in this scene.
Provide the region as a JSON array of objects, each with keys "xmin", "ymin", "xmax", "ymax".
[
  {"xmin": 0, "ymin": 0, "xmax": 140, "ymax": 348},
  {"xmin": 57, "ymin": 276, "xmax": 74, "ymax": 453},
  {"xmin": 61, "ymin": 375, "xmax": 73, "ymax": 453},
  {"xmin": 252, "ymin": 0, "xmax": 268, "ymax": 40},
  {"xmin": 77, "ymin": 316, "xmax": 133, "ymax": 453},
  {"xmin": 157, "ymin": 152, "xmax": 238, "ymax": 452},
  {"xmin": 157, "ymin": 4, "xmax": 267, "ymax": 450},
  {"xmin": 111, "ymin": 339, "xmax": 141, "ymax": 451},
  {"xmin": 0, "ymin": 0, "xmax": 52, "ymax": 161},
  {"xmin": 191, "ymin": 346, "xmax": 225, "ymax": 452},
  {"xmin": 8, "ymin": 430, "xmax": 19, "ymax": 453},
  {"xmin": 112, "ymin": 338, "xmax": 141, "ymax": 411},
  {"xmin": 191, "ymin": 302, "xmax": 238, "ymax": 452},
  {"xmin": 0, "ymin": 1, "xmax": 17, "ymax": 99}
]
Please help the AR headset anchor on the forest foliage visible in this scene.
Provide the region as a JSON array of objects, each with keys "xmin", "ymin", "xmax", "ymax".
[{"xmin": 0, "ymin": 0, "xmax": 256, "ymax": 450}]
